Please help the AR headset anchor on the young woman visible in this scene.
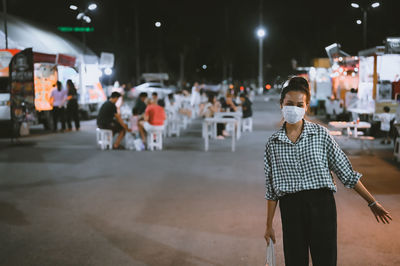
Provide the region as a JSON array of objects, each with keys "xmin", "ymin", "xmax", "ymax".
[
  {"xmin": 66, "ymin": 79, "xmax": 80, "ymax": 131},
  {"xmin": 264, "ymin": 77, "xmax": 392, "ymax": 266}
]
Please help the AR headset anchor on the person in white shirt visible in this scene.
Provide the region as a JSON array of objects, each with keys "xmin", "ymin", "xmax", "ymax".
[
  {"xmin": 111, "ymin": 81, "xmax": 124, "ymax": 113},
  {"xmin": 50, "ymin": 81, "xmax": 67, "ymax": 132},
  {"xmin": 376, "ymin": 106, "xmax": 395, "ymax": 144},
  {"xmin": 190, "ymin": 82, "xmax": 201, "ymax": 107}
]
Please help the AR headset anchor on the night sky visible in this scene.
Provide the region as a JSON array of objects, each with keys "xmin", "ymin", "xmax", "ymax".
[{"xmin": 5, "ymin": 0, "xmax": 400, "ymax": 85}]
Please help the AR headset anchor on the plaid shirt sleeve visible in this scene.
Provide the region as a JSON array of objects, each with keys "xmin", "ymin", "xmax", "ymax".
[
  {"xmin": 264, "ymin": 142, "xmax": 278, "ymax": 201},
  {"xmin": 324, "ymin": 128, "xmax": 362, "ymax": 188}
]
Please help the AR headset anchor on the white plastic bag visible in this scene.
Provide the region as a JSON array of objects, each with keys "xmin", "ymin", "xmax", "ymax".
[
  {"xmin": 125, "ymin": 133, "xmax": 136, "ymax": 150},
  {"xmin": 134, "ymin": 138, "xmax": 145, "ymax": 151},
  {"xmin": 19, "ymin": 122, "xmax": 29, "ymax": 136},
  {"xmin": 265, "ymin": 239, "xmax": 276, "ymax": 266}
]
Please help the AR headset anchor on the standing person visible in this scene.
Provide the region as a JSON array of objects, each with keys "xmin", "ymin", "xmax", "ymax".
[
  {"xmin": 190, "ymin": 82, "xmax": 201, "ymax": 116},
  {"xmin": 97, "ymin": 92, "xmax": 129, "ymax": 149},
  {"xmin": 375, "ymin": 106, "xmax": 395, "ymax": 144},
  {"xmin": 264, "ymin": 77, "xmax": 392, "ymax": 266},
  {"xmin": 50, "ymin": 81, "xmax": 67, "ymax": 132},
  {"xmin": 190, "ymin": 82, "xmax": 201, "ymax": 106},
  {"xmin": 111, "ymin": 81, "xmax": 124, "ymax": 113},
  {"xmin": 66, "ymin": 79, "xmax": 80, "ymax": 131}
]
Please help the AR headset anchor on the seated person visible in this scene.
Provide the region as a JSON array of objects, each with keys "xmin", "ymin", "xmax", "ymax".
[
  {"xmin": 97, "ymin": 92, "xmax": 130, "ymax": 149},
  {"xmin": 223, "ymin": 92, "xmax": 238, "ymax": 112},
  {"xmin": 201, "ymin": 94, "xmax": 226, "ymax": 139},
  {"xmin": 239, "ymin": 93, "xmax": 252, "ymax": 118},
  {"xmin": 130, "ymin": 107, "xmax": 140, "ymax": 136},
  {"xmin": 134, "ymin": 92, "xmax": 148, "ymax": 117},
  {"xmin": 168, "ymin": 92, "xmax": 191, "ymax": 118},
  {"xmin": 165, "ymin": 93, "xmax": 178, "ymax": 114},
  {"xmin": 138, "ymin": 96, "xmax": 166, "ymax": 144}
]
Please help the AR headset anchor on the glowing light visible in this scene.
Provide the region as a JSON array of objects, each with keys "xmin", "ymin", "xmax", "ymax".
[
  {"xmin": 339, "ymin": 67, "xmax": 344, "ymax": 73},
  {"xmin": 155, "ymin": 21, "xmax": 161, "ymax": 27},
  {"xmin": 69, "ymin": 5, "xmax": 78, "ymax": 10},
  {"xmin": 351, "ymin": 72, "xmax": 356, "ymax": 77},
  {"xmin": 343, "ymin": 71, "xmax": 347, "ymax": 75},
  {"xmin": 229, "ymin": 84, "xmax": 234, "ymax": 89},
  {"xmin": 354, "ymin": 67, "xmax": 359, "ymax": 72},
  {"xmin": 88, "ymin": 3, "xmax": 97, "ymax": 10},
  {"xmin": 265, "ymin": 84, "xmax": 271, "ymax": 90},
  {"xmin": 371, "ymin": 2, "xmax": 380, "ymax": 8},
  {"xmin": 356, "ymin": 20, "xmax": 362, "ymax": 25},
  {"xmin": 202, "ymin": 64, "xmax": 207, "ymax": 70},
  {"xmin": 351, "ymin": 3, "xmax": 360, "ymax": 8},
  {"xmin": 77, "ymin": 12, "xmax": 84, "ymax": 20},
  {"xmin": 256, "ymin": 27, "xmax": 266, "ymax": 38},
  {"xmin": 240, "ymin": 86, "xmax": 244, "ymax": 91},
  {"xmin": 83, "ymin": 16, "xmax": 91, "ymax": 23},
  {"xmin": 104, "ymin": 68, "xmax": 112, "ymax": 76},
  {"xmin": 339, "ymin": 57, "xmax": 343, "ymax": 62}
]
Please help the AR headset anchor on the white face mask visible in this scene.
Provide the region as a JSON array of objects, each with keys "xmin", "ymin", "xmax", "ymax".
[{"xmin": 282, "ymin": 106, "xmax": 305, "ymax": 124}]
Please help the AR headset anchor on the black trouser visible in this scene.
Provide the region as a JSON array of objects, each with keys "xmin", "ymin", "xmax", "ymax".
[
  {"xmin": 66, "ymin": 100, "xmax": 80, "ymax": 130},
  {"xmin": 217, "ymin": 123, "xmax": 225, "ymax": 136},
  {"xmin": 279, "ymin": 189, "xmax": 337, "ymax": 266},
  {"xmin": 52, "ymin": 106, "xmax": 66, "ymax": 131}
]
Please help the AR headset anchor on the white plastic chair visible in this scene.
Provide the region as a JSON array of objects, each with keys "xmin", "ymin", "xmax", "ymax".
[
  {"xmin": 242, "ymin": 117, "xmax": 253, "ymax": 132},
  {"xmin": 96, "ymin": 128, "xmax": 113, "ymax": 150},
  {"xmin": 167, "ymin": 111, "xmax": 181, "ymax": 137},
  {"xmin": 147, "ymin": 127, "xmax": 164, "ymax": 151}
]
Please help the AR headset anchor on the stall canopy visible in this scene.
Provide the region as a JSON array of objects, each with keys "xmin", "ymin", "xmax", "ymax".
[{"xmin": 0, "ymin": 13, "xmax": 97, "ymax": 63}]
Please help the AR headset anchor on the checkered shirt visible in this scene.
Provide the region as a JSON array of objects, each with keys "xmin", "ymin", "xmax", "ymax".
[{"xmin": 264, "ymin": 120, "xmax": 362, "ymax": 201}]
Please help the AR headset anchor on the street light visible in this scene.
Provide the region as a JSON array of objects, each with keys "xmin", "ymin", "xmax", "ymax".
[
  {"xmin": 356, "ymin": 19, "xmax": 362, "ymax": 25},
  {"xmin": 155, "ymin": 21, "xmax": 161, "ymax": 28},
  {"xmin": 69, "ymin": 3, "xmax": 98, "ymax": 54},
  {"xmin": 371, "ymin": 2, "xmax": 380, "ymax": 8},
  {"xmin": 88, "ymin": 3, "xmax": 97, "ymax": 11},
  {"xmin": 256, "ymin": 26, "xmax": 266, "ymax": 93},
  {"xmin": 351, "ymin": 1, "xmax": 380, "ymax": 48},
  {"xmin": 257, "ymin": 28, "xmax": 266, "ymax": 38},
  {"xmin": 83, "ymin": 16, "xmax": 91, "ymax": 23},
  {"xmin": 104, "ymin": 67, "xmax": 112, "ymax": 76}
]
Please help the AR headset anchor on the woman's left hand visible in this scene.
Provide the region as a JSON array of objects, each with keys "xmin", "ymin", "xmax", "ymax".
[{"xmin": 370, "ymin": 202, "xmax": 392, "ymax": 224}]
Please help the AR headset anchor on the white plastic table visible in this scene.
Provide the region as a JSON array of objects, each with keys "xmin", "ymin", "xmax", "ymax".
[
  {"xmin": 203, "ymin": 117, "xmax": 237, "ymax": 152},
  {"xmin": 328, "ymin": 121, "xmax": 371, "ymax": 138}
]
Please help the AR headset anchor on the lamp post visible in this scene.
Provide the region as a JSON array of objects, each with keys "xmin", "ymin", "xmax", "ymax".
[
  {"xmin": 256, "ymin": 27, "xmax": 266, "ymax": 93},
  {"xmin": 155, "ymin": 21, "xmax": 163, "ymax": 72},
  {"xmin": 351, "ymin": 2, "xmax": 380, "ymax": 49}
]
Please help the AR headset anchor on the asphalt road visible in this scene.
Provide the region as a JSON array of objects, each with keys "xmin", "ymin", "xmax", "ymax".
[{"xmin": 0, "ymin": 95, "xmax": 399, "ymax": 265}]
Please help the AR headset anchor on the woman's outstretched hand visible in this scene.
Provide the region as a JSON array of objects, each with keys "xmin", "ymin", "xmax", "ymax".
[
  {"xmin": 264, "ymin": 226, "xmax": 276, "ymax": 246},
  {"xmin": 370, "ymin": 202, "xmax": 392, "ymax": 224}
]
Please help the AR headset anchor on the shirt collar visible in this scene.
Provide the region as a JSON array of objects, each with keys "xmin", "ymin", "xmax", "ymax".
[{"xmin": 271, "ymin": 119, "xmax": 316, "ymax": 144}]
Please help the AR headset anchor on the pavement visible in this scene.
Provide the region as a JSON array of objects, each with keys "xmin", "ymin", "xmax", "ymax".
[{"xmin": 0, "ymin": 94, "xmax": 399, "ymax": 266}]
